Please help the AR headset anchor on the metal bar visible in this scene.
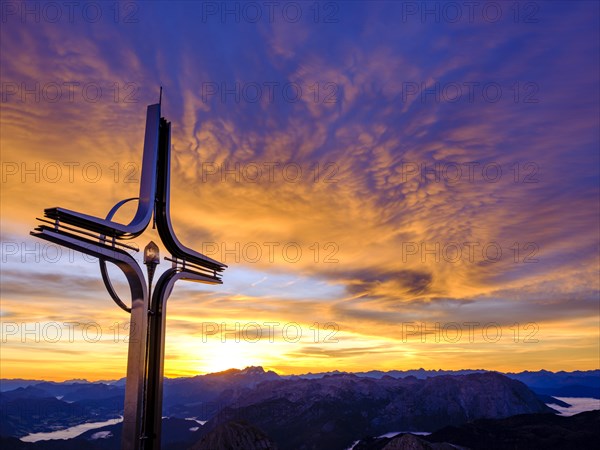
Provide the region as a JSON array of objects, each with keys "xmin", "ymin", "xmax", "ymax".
[
  {"xmin": 31, "ymin": 228, "xmax": 148, "ymax": 450},
  {"xmin": 163, "ymin": 256, "xmax": 223, "ymax": 279},
  {"xmin": 35, "ymin": 218, "xmax": 140, "ymax": 252},
  {"xmin": 154, "ymin": 119, "xmax": 227, "ymax": 272}
]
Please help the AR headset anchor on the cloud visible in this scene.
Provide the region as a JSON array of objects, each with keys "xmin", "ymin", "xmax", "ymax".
[{"xmin": 0, "ymin": 1, "xmax": 598, "ymax": 377}]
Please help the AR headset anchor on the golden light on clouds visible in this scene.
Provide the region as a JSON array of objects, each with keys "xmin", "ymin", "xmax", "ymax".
[{"xmin": 1, "ymin": 1, "xmax": 599, "ymax": 380}]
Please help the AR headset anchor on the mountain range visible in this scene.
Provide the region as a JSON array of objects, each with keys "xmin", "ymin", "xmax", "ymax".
[
  {"xmin": 352, "ymin": 409, "xmax": 600, "ymax": 449},
  {"xmin": 1, "ymin": 367, "xmax": 598, "ymax": 449}
]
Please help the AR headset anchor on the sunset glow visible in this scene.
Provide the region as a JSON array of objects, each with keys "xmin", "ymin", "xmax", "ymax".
[{"xmin": 1, "ymin": 1, "xmax": 599, "ymax": 382}]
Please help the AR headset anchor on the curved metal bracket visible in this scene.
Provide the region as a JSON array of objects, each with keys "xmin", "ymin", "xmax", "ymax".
[
  {"xmin": 99, "ymin": 197, "xmax": 140, "ymax": 313},
  {"xmin": 154, "ymin": 118, "xmax": 226, "ymax": 276}
]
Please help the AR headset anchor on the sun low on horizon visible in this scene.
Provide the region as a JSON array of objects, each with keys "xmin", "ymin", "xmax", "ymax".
[{"xmin": 1, "ymin": 1, "xmax": 599, "ymax": 384}]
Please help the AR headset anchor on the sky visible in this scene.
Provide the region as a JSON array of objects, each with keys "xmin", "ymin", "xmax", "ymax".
[{"xmin": 0, "ymin": 1, "xmax": 599, "ymax": 381}]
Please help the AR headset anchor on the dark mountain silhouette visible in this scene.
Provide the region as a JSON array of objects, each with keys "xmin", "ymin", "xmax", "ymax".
[
  {"xmin": 1, "ymin": 367, "xmax": 597, "ymax": 449},
  {"xmin": 73, "ymin": 417, "xmax": 203, "ymax": 450},
  {"xmin": 355, "ymin": 410, "xmax": 600, "ymax": 449},
  {"xmin": 20, "ymin": 381, "xmax": 124, "ymax": 402},
  {"xmin": 0, "ymin": 386, "xmax": 54, "ymax": 401},
  {"xmin": 506, "ymin": 369, "xmax": 600, "ymax": 398},
  {"xmin": 188, "ymin": 420, "xmax": 277, "ymax": 450},
  {"xmin": 0, "ymin": 436, "xmax": 101, "ymax": 450},
  {"xmin": 535, "ymin": 394, "xmax": 570, "ymax": 407},
  {"xmin": 0, "ymin": 366, "xmax": 277, "ymax": 438},
  {"xmin": 425, "ymin": 409, "xmax": 600, "ymax": 449},
  {"xmin": 290, "ymin": 369, "xmax": 600, "ymax": 399},
  {"xmin": 0, "ymin": 418, "xmax": 204, "ymax": 450},
  {"xmin": 354, "ymin": 433, "xmax": 459, "ymax": 450},
  {"xmin": 0, "ymin": 393, "xmax": 120, "ymax": 438},
  {"xmin": 7, "ymin": 411, "xmax": 600, "ymax": 450},
  {"xmin": 163, "ymin": 366, "xmax": 279, "ymax": 418},
  {"xmin": 201, "ymin": 372, "xmax": 552, "ymax": 449},
  {"xmin": 292, "ymin": 369, "xmax": 485, "ymax": 380},
  {"xmin": 0, "ymin": 380, "xmax": 45, "ymax": 392},
  {"xmin": 60, "ymin": 384, "xmax": 124, "ymax": 402}
]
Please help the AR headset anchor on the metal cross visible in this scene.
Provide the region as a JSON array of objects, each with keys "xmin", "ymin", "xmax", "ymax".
[{"xmin": 31, "ymin": 95, "xmax": 226, "ymax": 450}]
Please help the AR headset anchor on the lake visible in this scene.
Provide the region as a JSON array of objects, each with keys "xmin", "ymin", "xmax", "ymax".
[{"xmin": 20, "ymin": 417, "xmax": 123, "ymax": 443}]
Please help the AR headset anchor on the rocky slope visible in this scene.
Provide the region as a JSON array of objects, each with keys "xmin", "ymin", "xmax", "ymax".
[
  {"xmin": 425, "ymin": 409, "xmax": 600, "ymax": 450},
  {"xmin": 163, "ymin": 366, "xmax": 280, "ymax": 418},
  {"xmin": 202, "ymin": 372, "xmax": 552, "ymax": 449},
  {"xmin": 355, "ymin": 433, "xmax": 461, "ymax": 450},
  {"xmin": 189, "ymin": 420, "xmax": 277, "ymax": 450}
]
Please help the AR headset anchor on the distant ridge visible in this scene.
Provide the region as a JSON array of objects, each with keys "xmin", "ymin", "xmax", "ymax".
[
  {"xmin": 3, "ymin": 367, "xmax": 599, "ymax": 397},
  {"xmin": 4, "ymin": 367, "xmax": 598, "ymax": 386},
  {"xmin": 288, "ymin": 368, "xmax": 487, "ymax": 379}
]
